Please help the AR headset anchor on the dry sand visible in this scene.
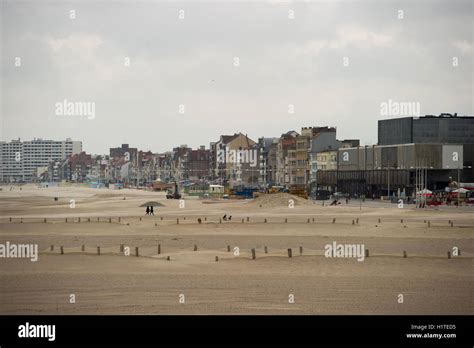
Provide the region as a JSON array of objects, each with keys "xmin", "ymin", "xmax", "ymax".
[{"xmin": 0, "ymin": 184, "xmax": 472, "ymax": 314}]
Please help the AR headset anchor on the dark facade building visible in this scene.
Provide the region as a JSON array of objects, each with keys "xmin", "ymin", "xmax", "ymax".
[
  {"xmin": 109, "ymin": 144, "xmax": 138, "ymax": 164},
  {"xmin": 68, "ymin": 151, "xmax": 93, "ymax": 182},
  {"xmin": 378, "ymin": 114, "xmax": 474, "ymax": 145},
  {"xmin": 315, "ymin": 114, "xmax": 474, "ymax": 198},
  {"xmin": 187, "ymin": 147, "xmax": 211, "ymax": 180}
]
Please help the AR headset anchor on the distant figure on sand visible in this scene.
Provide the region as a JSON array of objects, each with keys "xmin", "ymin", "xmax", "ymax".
[
  {"xmin": 222, "ymin": 214, "xmax": 227, "ymax": 221},
  {"xmin": 150, "ymin": 206, "xmax": 154, "ymax": 216},
  {"xmin": 228, "ymin": 215, "xmax": 232, "ymax": 221},
  {"xmin": 145, "ymin": 206, "xmax": 150, "ymax": 215}
]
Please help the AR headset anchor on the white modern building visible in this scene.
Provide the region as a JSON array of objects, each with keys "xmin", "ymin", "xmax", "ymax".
[{"xmin": 0, "ymin": 138, "xmax": 82, "ymax": 182}]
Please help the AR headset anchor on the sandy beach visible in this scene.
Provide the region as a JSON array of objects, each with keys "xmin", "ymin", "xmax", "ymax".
[{"xmin": 1, "ymin": 184, "xmax": 472, "ymax": 314}]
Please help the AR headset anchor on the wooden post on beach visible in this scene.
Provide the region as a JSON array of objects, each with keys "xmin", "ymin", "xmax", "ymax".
[
  {"xmin": 97, "ymin": 217, "xmax": 99, "ymax": 222},
  {"xmin": 219, "ymin": 218, "xmax": 222, "ymax": 224},
  {"xmin": 118, "ymin": 217, "xmax": 121, "ymax": 223},
  {"xmin": 81, "ymin": 245, "xmax": 85, "ymax": 252},
  {"xmin": 65, "ymin": 218, "xmax": 68, "ymax": 223},
  {"xmin": 204, "ymin": 217, "xmax": 207, "ymax": 221},
  {"xmin": 9, "ymin": 217, "xmax": 11, "ymax": 222},
  {"xmin": 287, "ymin": 248, "xmax": 292, "ymax": 258},
  {"xmin": 356, "ymin": 218, "xmax": 359, "ymax": 224},
  {"xmin": 227, "ymin": 245, "xmax": 231, "ymax": 252},
  {"xmin": 247, "ymin": 217, "xmax": 249, "ymax": 222},
  {"xmin": 264, "ymin": 246, "xmax": 268, "ymax": 254},
  {"xmin": 299, "ymin": 246, "xmax": 303, "ymax": 255},
  {"xmin": 158, "ymin": 244, "xmax": 161, "ymax": 254},
  {"xmin": 161, "ymin": 217, "xmax": 163, "ymax": 221},
  {"xmin": 167, "ymin": 256, "xmax": 170, "ymax": 261},
  {"xmin": 177, "ymin": 218, "xmax": 179, "ymax": 224},
  {"xmin": 450, "ymin": 221, "xmax": 454, "ymax": 227},
  {"xmin": 401, "ymin": 219, "xmax": 403, "ymax": 223},
  {"xmin": 378, "ymin": 218, "xmax": 381, "ymax": 223},
  {"xmin": 194, "ymin": 245, "xmax": 198, "ymax": 251},
  {"xmin": 307, "ymin": 218, "xmax": 310, "ymax": 223},
  {"xmin": 78, "ymin": 217, "xmax": 81, "ymax": 223},
  {"xmin": 109, "ymin": 218, "xmax": 111, "ymax": 223},
  {"xmin": 241, "ymin": 218, "xmax": 244, "ymax": 223},
  {"xmin": 184, "ymin": 217, "xmax": 186, "ymax": 220},
  {"xmin": 332, "ymin": 218, "xmax": 336, "ymax": 224},
  {"xmin": 215, "ymin": 256, "xmax": 219, "ymax": 262},
  {"xmin": 428, "ymin": 221, "xmax": 430, "ymax": 228},
  {"xmin": 135, "ymin": 247, "xmax": 139, "ymax": 257},
  {"xmin": 403, "ymin": 251, "xmax": 407, "ymax": 258},
  {"xmin": 88, "ymin": 218, "xmax": 91, "ymax": 222},
  {"xmin": 365, "ymin": 249, "xmax": 369, "ymax": 258},
  {"xmin": 285, "ymin": 218, "xmax": 287, "ymax": 223},
  {"xmin": 44, "ymin": 218, "xmax": 47, "ymax": 223},
  {"xmin": 60, "ymin": 246, "xmax": 64, "ymax": 255},
  {"xmin": 352, "ymin": 220, "xmax": 355, "ymax": 225},
  {"xmin": 50, "ymin": 245, "xmax": 54, "ymax": 251},
  {"xmin": 312, "ymin": 218, "xmax": 315, "ymax": 222},
  {"xmin": 251, "ymin": 248, "xmax": 256, "ymax": 260},
  {"xmin": 264, "ymin": 218, "xmax": 267, "ymax": 223},
  {"xmin": 140, "ymin": 217, "xmax": 142, "ymax": 221},
  {"xmin": 97, "ymin": 246, "xmax": 100, "ymax": 255},
  {"xmin": 120, "ymin": 244, "xmax": 124, "ymax": 252},
  {"xmin": 155, "ymin": 223, "xmax": 157, "ymax": 227},
  {"xmin": 447, "ymin": 251, "xmax": 451, "ymax": 259}
]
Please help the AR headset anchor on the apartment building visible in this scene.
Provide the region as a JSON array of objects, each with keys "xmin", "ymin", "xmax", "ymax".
[{"xmin": 0, "ymin": 138, "xmax": 82, "ymax": 182}]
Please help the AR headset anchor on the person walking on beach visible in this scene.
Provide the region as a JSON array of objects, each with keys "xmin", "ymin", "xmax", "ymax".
[
  {"xmin": 150, "ymin": 206, "xmax": 154, "ymax": 216},
  {"xmin": 145, "ymin": 206, "xmax": 150, "ymax": 215}
]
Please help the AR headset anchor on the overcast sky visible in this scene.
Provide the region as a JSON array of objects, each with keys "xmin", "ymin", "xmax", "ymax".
[{"xmin": 1, "ymin": 0, "xmax": 472, "ymax": 154}]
